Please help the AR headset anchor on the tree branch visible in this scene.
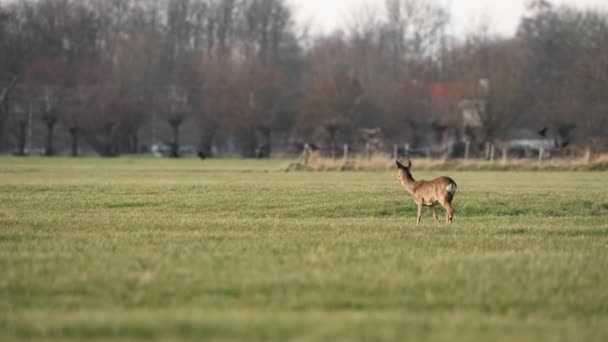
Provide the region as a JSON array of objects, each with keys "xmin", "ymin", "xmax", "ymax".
[{"xmin": 0, "ymin": 75, "xmax": 18, "ymax": 105}]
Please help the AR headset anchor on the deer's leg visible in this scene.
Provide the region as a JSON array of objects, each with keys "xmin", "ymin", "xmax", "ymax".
[
  {"xmin": 443, "ymin": 202, "xmax": 454, "ymax": 225},
  {"xmin": 432, "ymin": 206, "xmax": 441, "ymax": 224},
  {"xmin": 416, "ymin": 204, "xmax": 423, "ymax": 225}
]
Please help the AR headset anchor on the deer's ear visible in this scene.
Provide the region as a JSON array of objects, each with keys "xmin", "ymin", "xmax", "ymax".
[
  {"xmin": 395, "ymin": 160, "xmax": 405, "ymax": 169},
  {"xmin": 407, "ymin": 159, "xmax": 412, "ymax": 169}
]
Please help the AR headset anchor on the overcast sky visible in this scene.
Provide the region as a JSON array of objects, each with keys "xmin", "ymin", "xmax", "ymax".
[{"xmin": 289, "ymin": 0, "xmax": 608, "ymax": 37}]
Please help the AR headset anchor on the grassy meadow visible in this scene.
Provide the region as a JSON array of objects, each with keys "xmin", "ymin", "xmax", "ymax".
[{"xmin": 1, "ymin": 157, "xmax": 608, "ymax": 341}]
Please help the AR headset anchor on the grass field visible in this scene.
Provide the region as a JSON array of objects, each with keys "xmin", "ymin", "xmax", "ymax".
[{"xmin": 1, "ymin": 157, "xmax": 608, "ymax": 341}]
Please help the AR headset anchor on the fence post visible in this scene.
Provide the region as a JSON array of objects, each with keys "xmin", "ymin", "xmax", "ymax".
[
  {"xmin": 303, "ymin": 144, "xmax": 310, "ymax": 167},
  {"xmin": 502, "ymin": 146, "xmax": 508, "ymax": 164},
  {"xmin": 404, "ymin": 143, "xmax": 410, "ymax": 159},
  {"xmin": 490, "ymin": 144, "xmax": 496, "ymax": 164},
  {"xmin": 393, "ymin": 144, "xmax": 398, "ymax": 160},
  {"xmin": 331, "ymin": 143, "xmax": 336, "ymax": 160},
  {"xmin": 484, "ymin": 142, "xmax": 491, "ymax": 160},
  {"xmin": 464, "ymin": 141, "xmax": 470, "ymax": 160},
  {"xmin": 585, "ymin": 147, "xmax": 592, "ymax": 164},
  {"xmin": 343, "ymin": 144, "xmax": 349, "ymax": 162},
  {"xmin": 538, "ymin": 147, "xmax": 544, "ymax": 166}
]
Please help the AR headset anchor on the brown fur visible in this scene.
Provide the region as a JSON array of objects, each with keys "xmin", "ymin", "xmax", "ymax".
[{"xmin": 396, "ymin": 160, "xmax": 457, "ymax": 225}]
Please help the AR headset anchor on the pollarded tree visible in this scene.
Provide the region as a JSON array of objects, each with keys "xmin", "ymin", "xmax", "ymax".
[
  {"xmin": 0, "ymin": 2, "xmax": 26, "ymax": 152},
  {"xmin": 197, "ymin": 56, "xmax": 233, "ymax": 158},
  {"xmin": 22, "ymin": 58, "xmax": 68, "ymax": 156},
  {"xmin": 224, "ymin": 59, "xmax": 285, "ymax": 158},
  {"xmin": 153, "ymin": 83, "xmax": 190, "ymax": 158},
  {"xmin": 458, "ymin": 35, "xmax": 525, "ymax": 146},
  {"xmin": 568, "ymin": 12, "xmax": 608, "ymax": 146},
  {"xmin": 299, "ymin": 70, "xmax": 364, "ymax": 157},
  {"xmin": 0, "ymin": 76, "xmax": 18, "ymax": 151},
  {"xmin": 6, "ymin": 85, "xmax": 36, "ymax": 156},
  {"xmin": 516, "ymin": 2, "xmax": 606, "ymax": 133},
  {"xmin": 62, "ymin": 90, "xmax": 85, "ymax": 157},
  {"xmin": 373, "ymin": 79, "xmax": 430, "ymax": 147}
]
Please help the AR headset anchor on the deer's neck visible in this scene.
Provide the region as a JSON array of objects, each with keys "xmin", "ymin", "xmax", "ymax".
[{"xmin": 400, "ymin": 171, "xmax": 416, "ymax": 194}]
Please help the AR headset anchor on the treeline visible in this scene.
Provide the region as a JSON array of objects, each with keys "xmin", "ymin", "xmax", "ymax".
[{"xmin": 1, "ymin": 0, "xmax": 607, "ymax": 158}]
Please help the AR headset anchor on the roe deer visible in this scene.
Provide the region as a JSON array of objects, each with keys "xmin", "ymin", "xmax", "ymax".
[{"xmin": 395, "ymin": 160, "xmax": 457, "ymax": 225}]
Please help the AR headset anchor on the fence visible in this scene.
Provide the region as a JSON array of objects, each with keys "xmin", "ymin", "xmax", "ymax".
[{"xmin": 285, "ymin": 142, "xmax": 603, "ymax": 172}]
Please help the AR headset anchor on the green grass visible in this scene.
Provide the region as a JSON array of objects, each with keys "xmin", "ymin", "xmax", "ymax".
[{"xmin": 1, "ymin": 157, "xmax": 607, "ymax": 341}]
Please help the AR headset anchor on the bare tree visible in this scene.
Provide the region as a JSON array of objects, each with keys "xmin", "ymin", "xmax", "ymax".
[
  {"xmin": 222, "ymin": 59, "xmax": 284, "ymax": 158},
  {"xmin": 517, "ymin": 2, "xmax": 607, "ymax": 139},
  {"xmin": 382, "ymin": 0, "xmax": 448, "ymax": 76},
  {"xmin": 240, "ymin": 0, "xmax": 293, "ymax": 64},
  {"xmin": 0, "ymin": 76, "xmax": 18, "ymax": 150},
  {"xmin": 6, "ymin": 86, "xmax": 32, "ymax": 156},
  {"xmin": 22, "ymin": 58, "xmax": 68, "ymax": 156},
  {"xmin": 567, "ymin": 11, "xmax": 608, "ymax": 146},
  {"xmin": 373, "ymin": 79, "xmax": 429, "ymax": 146},
  {"xmin": 159, "ymin": 85, "xmax": 189, "ymax": 158},
  {"xmin": 455, "ymin": 35, "xmax": 524, "ymax": 146},
  {"xmin": 196, "ymin": 57, "xmax": 230, "ymax": 157},
  {"xmin": 299, "ymin": 71, "xmax": 364, "ymax": 157}
]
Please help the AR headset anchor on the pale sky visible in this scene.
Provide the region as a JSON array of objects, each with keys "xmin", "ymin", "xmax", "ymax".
[{"xmin": 289, "ymin": 0, "xmax": 608, "ymax": 37}]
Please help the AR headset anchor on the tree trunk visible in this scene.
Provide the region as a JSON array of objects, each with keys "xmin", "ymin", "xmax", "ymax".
[
  {"xmin": 0, "ymin": 100, "xmax": 10, "ymax": 153},
  {"xmin": 69, "ymin": 127, "xmax": 79, "ymax": 157},
  {"xmin": 170, "ymin": 124, "xmax": 180, "ymax": 158},
  {"xmin": 125, "ymin": 129, "xmax": 138, "ymax": 154},
  {"xmin": 132, "ymin": 132, "xmax": 138, "ymax": 154},
  {"xmin": 199, "ymin": 131, "xmax": 215, "ymax": 159},
  {"xmin": 239, "ymin": 129, "xmax": 257, "ymax": 158},
  {"xmin": 1, "ymin": 77, "xmax": 17, "ymax": 152},
  {"xmin": 256, "ymin": 126, "xmax": 272, "ymax": 159},
  {"xmin": 15, "ymin": 120, "xmax": 27, "ymax": 156},
  {"xmin": 0, "ymin": 112, "xmax": 6, "ymax": 153},
  {"xmin": 83, "ymin": 123, "xmax": 121, "ymax": 157},
  {"xmin": 45, "ymin": 121, "xmax": 56, "ymax": 156}
]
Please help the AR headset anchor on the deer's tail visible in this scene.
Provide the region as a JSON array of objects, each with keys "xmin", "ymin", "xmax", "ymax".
[{"xmin": 446, "ymin": 182, "xmax": 457, "ymax": 195}]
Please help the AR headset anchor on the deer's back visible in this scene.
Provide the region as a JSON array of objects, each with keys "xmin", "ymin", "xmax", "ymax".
[{"xmin": 412, "ymin": 176, "xmax": 457, "ymax": 205}]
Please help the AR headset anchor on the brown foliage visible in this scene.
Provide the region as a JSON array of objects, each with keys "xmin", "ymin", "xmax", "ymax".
[{"xmin": 299, "ymin": 71, "xmax": 363, "ymax": 150}]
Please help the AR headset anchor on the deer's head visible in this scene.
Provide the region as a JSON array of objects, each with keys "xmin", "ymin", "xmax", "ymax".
[{"xmin": 395, "ymin": 160, "xmax": 413, "ymax": 183}]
